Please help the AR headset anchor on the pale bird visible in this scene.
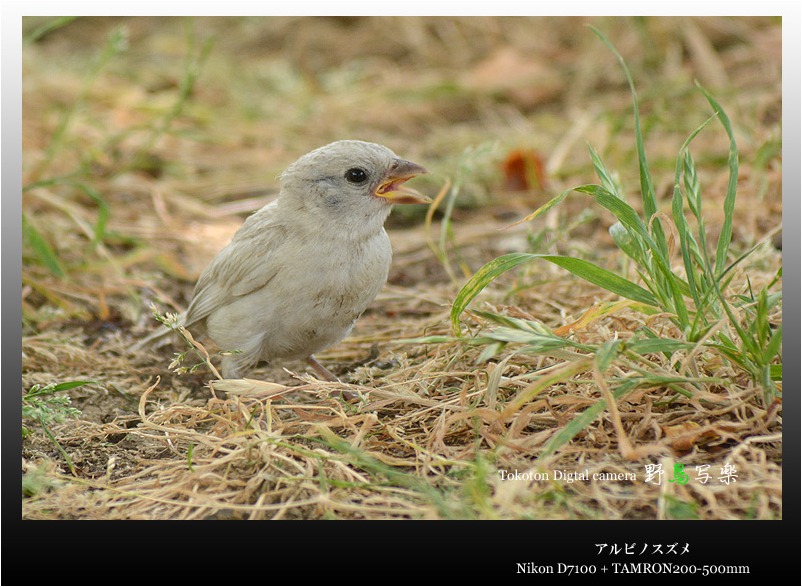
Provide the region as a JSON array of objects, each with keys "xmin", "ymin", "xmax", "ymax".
[{"xmin": 138, "ymin": 140, "xmax": 430, "ymax": 381}]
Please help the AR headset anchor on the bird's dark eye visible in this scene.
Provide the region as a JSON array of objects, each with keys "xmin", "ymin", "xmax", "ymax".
[{"xmin": 344, "ymin": 168, "xmax": 368, "ymax": 184}]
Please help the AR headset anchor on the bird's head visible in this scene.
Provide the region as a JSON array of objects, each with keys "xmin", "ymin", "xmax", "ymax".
[{"xmin": 279, "ymin": 140, "xmax": 430, "ymax": 225}]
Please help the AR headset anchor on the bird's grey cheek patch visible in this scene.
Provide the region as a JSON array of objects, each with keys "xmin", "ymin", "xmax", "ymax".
[{"xmin": 324, "ymin": 194, "xmax": 342, "ymax": 210}]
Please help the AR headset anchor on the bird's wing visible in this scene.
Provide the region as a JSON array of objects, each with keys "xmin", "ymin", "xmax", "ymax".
[{"xmin": 184, "ymin": 204, "xmax": 287, "ymax": 327}]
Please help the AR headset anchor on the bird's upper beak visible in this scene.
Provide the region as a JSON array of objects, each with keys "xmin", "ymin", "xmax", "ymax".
[{"xmin": 373, "ymin": 159, "xmax": 431, "ymax": 205}]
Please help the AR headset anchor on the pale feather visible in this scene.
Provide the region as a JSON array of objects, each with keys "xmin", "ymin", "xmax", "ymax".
[{"xmin": 184, "ymin": 202, "xmax": 286, "ymax": 328}]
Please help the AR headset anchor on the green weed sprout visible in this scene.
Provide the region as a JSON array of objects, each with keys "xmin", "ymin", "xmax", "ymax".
[{"xmin": 450, "ymin": 26, "xmax": 781, "ymax": 442}]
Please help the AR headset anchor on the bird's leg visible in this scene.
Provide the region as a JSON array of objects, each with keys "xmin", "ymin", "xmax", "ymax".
[
  {"xmin": 306, "ymin": 356, "xmax": 339, "ymax": 381},
  {"xmin": 306, "ymin": 356, "xmax": 358, "ymax": 401}
]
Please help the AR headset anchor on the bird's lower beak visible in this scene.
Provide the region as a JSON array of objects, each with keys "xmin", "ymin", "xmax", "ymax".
[{"xmin": 373, "ymin": 159, "xmax": 431, "ymax": 205}]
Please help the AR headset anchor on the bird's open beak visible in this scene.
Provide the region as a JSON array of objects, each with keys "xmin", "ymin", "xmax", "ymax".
[{"xmin": 373, "ymin": 159, "xmax": 431, "ymax": 205}]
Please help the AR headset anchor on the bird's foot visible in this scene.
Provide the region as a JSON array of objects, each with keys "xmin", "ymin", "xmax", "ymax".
[
  {"xmin": 306, "ymin": 356, "xmax": 339, "ymax": 381},
  {"xmin": 306, "ymin": 356, "xmax": 358, "ymax": 401}
]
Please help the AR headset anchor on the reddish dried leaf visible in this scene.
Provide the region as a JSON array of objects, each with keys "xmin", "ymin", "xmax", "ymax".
[{"xmin": 501, "ymin": 148, "xmax": 548, "ymax": 192}]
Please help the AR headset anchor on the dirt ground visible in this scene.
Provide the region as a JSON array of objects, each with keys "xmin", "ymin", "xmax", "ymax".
[{"xmin": 21, "ymin": 16, "xmax": 781, "ymax": 520}]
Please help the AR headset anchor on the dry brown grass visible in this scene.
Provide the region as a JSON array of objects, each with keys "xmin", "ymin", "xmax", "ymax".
[{"xmin": 21, "ymin": 16, "xmax": 781, "ymax": 520}]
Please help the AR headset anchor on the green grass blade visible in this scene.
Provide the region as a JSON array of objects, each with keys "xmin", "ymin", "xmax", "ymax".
[
  {"xmin": 609, "ymin": 221, "xmax": 646, "ymax": 266},
  {"xmin": 451, "ymin": 252, "xmax": 659, "ymax": 335},
  {"xmin": 577, "ymin": 185, "xmax": 684, "ymax": 294},
  {"xmin": 589, "ymin": 26, "xmax": 667, "ymax": 257},
  {"xmin": 764, "ymin": 324, "xmax": 782, "ymax": 364},
  {"xmin": 505, "ymin": 359, "xmax": 594, "ymax": 417},
  {"xmin": 576, "ymin": 184, "xmax": 690, "ymax": 324},
  {"xmin": 595, "ymin": 340, "xmax": 622, "ymax": 371},
  {"xmin": 25, "ymin": 381, "xmax": 96, "ymax": 398},
  {"xmin": 23, "ymin": 178, "xmax": 110, "ymax": 246},
  {"xmin": 451, "ymin": 253, "xmax": 538, "ymax": 335},
  {"xmin": 524, "ymin": 184, "xmax": 689, "ymax": 320},
  {"xmin": 313, "ymin": 431, "xmax": 472, "ymax": 519},
  {"xmin": 471, "ymin": 311, "xmax": 553, "ymax": 336},
  {"xmin": 754, "ymin": 288, "xmax": 770, "ymax": 345},
  {"xmin": 672, "ymin": 186, "xmax": 700, "ymax": 305},
  {"xmin": 39, "ymin": 27, "xmax": 129, "ymax": 175},
  {"xmin": 140, "ymin": 31, "xmax": 213, "ymax": 153},
  {"xmin": 70, "ymin": 182, "xmax": 110, "ymax": 245},
  {"xmin": 510, "ymin": 186, "xmax": 572, "ymax": 226},
  {"xmin": 678, "ymin": 112, "xmax": 719, "ymax": 219},
  {"xmin": 540, "ymin": 379, "xmax": 639, "ymax": 458},
  {"xmin": 587, "ymin": 144, "xmax": 621, "ymax": 197},
  {"xmin": 626, "ymin": 338, "xmax": 694, "ymax": 354},
  {"xmin": 696, "ymin": 82, "xmax": 738, "ymax": 276},
  {"xmin": 769, "ymin": 364, "xmax": 782, "ymax": 381},
  {"xmin": 473, "ymin": 331, "xmax": 582, "ymax": 354},
  {"xmin": 38, "ymin": 414, "xmax": 77, "ymax": 476},
  {"xmin": 538, "ymin": 255, "xmax": 658, "ymax": 305},
  {"xmin": 24, "ymin": 16, "xmax": 81, "ymax": 44},
  {"xmin": 22, "ymin": 213, "xmax": 66, "ymax": 278},
  {"xmin": 476, "ymin": 341, "xmax": 506, "ymax": 363},
  {"xmin": 574, "ymin": 185, "xmax": 650, "ymax": 240}
]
